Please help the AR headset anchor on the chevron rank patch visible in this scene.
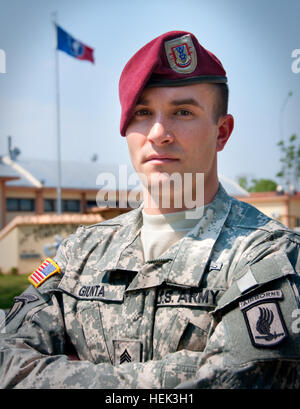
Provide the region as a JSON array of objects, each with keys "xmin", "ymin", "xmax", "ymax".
[
  {"xmin": 240, "ymin": 290, "xmax": 288, "ymax": 348},
  {"xmin": 113, "ymin": 340, "xmax": 142, "ymax": 365},
  {"xmin": 28, "ymin": 258, "xmax": 61, "ymax": 288}
]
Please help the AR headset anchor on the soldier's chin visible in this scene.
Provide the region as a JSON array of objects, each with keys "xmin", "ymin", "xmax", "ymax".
[{"xmin": 144, "ymin": 171, "xmax": 182, "ymax": 190}]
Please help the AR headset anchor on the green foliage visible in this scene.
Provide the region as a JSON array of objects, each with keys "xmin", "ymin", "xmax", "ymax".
[
  {"xmin": 10, "ymin": 267, "xmax": 18, "ymax": 275},
  {"xmin": 0, "ymin": 274, "xmax": 29, "ymax": 309},
  {"xmin": 237, "ymin": 176, "xmax": 249, "ymax": 191},
  {"xmin": 277, "ymin": 133, "xmax": 300, "ymax": 190},
  {"xmin": 237, "ymin": 175, "xmax": 277, "ymax": 192},
  {"xmin": 248, "ymin": 179, "xmax": 278, "ymax": 192}
]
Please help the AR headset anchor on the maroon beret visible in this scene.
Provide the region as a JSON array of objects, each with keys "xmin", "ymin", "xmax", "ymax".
[{"xmin": 119, "ymin": 30, "xmax": 227, "ymax": 136}]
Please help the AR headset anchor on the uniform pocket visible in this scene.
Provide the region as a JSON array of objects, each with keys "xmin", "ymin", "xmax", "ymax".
[
  {"xmin": 153, "ymin": 307, "xmax": 213, "ymax": 360},
  {"xmin": 73, "ymin": 282, "xmax": 127, "ymax": 364},
  {"xmin": 76, "ymin": 301, "xmax": 111, "ymax": 364},
  {"xmin": 153, "ymin": 309, "xmax": 190, "ymax": 360},
  {"xmin": 177, "ymin": 311, "xmax": 212, "ymax": 352}
]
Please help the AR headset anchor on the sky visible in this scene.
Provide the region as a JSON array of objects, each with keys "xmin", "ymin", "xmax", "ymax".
[{"xmin": 0, "ymin": 0, "xmax": 299, "ymax": 186}]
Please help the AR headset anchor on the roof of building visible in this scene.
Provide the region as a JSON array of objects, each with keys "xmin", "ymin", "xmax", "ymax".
[
  {"xmin": 236, "ymin": 191, "xmax": 300, "ymax": 202},
  {"xmin": 0, "ymin": 162, "xmax": 20, "ymax": 180},
  {"xmin": 0, "ymin": 156, "xmax": 249, "ymax": 196},
  {"xmin": 0, "ymin": 213, "xmax": 105, "ymax": 241},
  {"xmin": 3, "ymin": 157, "xmax": 128, "ymax": 190}
]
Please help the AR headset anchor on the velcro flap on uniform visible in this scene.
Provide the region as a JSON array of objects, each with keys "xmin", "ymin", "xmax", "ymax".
[
  {"xmin": 236, "ymin": 269, "xmax": 258, "ymax": 294},
  {"xmin": 214, "ymin": 251, "xmax": 295, "ymax": 314}
]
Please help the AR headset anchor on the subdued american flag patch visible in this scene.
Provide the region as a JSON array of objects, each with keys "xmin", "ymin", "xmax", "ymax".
[{"xmin": 28, "ymin": 258, "xmax": 61, "ymax": 288}]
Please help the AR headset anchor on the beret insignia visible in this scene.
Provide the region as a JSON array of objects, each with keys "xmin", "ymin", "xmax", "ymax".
[{"xmin": 164, "ymin": 34, "xmax": 197, "ymax": 74}]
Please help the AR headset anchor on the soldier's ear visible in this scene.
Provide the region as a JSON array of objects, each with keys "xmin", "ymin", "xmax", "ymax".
[{"xmin": 216, "ymin": 114, "xmax": 234, "ymax": 152}]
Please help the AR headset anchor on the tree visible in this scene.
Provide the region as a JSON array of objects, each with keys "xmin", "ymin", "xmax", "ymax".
[
  {"xmin": 277, "ymin": 134, "xmax": 300, "ymax": 191},
  {"xmin": 237, "ymin": 175, "xmax": 277, "ymax": 192},
  {"xmin": 248, "ymin": 178, "xmax": 278, "ymax": 192}
]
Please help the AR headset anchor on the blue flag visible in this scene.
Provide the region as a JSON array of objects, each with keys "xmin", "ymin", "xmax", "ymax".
[{"xmin": 56, "ymin": 25, "xmax": 94, "ymax": 63}]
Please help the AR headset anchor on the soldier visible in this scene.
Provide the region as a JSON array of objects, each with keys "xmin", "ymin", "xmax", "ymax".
[{"xmin": 1, "ymin": 30, "xmax": 300, "ymax": 389}]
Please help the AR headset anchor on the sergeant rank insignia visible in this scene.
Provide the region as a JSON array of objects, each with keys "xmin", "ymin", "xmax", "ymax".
[
  {"xmin": 113, "ymin": 340, "xmax": 142, "ymax": 365},
  {"xmin": 164, "ymin": 34, "xmax": 197, "ymax": 74},
  {"xmin": 239, "ymin": 290, "xmax": 288, "ymax": 348},
  {"xmin": 28, "ymin": 258, "xmax": 61, "ymax": 288}
]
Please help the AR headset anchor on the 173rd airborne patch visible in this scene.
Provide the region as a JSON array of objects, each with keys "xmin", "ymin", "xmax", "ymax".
[{"xmin": 239, "ymin": 290, "xmax": 288, "ymax": 348}]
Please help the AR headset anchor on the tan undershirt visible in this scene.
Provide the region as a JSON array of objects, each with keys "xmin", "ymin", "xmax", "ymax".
[{"xmin": 141, "ymin": 207, "xmax": 205, "ymax": 261}]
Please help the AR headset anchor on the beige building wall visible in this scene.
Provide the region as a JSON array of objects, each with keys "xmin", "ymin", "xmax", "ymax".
[
  {"xmin": 5, "ymin": 189, "xmax": 35, "ymax": 198},
  {"xmin": 287, "ymin": 199, "xmax": 300, "ymax": 229},
  {"xmin": 6, "ymin": 211, "xmax": 35, "ymax": 225},
  {"xmin": 237, "ymin": 193, "xmax": 300, "ymax": 229},
  {"xmin": 43, "ymin": 191, "xmax": 82, "ymax": 200},
  {"xmin": 249, "ymin": 200, "xmax": 287, "ymax": 222},
  {"xmin": 0, "ymin": 214, "xmax": 108, "ymax": 274},
  {"xmin": 0, "ymin": 181, "xmax": 2, "ymax": 230},
  {"xmin": 0, "ymin": 228, "xmax": 18, "ymax": 273},
  {"xmin": 17, "ymin": 223, "xmax": 80, "ymax": 274}
]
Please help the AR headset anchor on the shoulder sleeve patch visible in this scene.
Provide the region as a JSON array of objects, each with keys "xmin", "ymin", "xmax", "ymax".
[
  {"xmin": 28, "ymin": 258, "xmax": 61, "ymax": 288},
  {"xmin": 239, "ymin": 290, "xmax": 288, "ymax": 348}
]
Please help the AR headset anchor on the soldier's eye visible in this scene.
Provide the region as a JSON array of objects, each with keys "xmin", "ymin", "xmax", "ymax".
[
  {"xmin": 175, "ymin": 109, "xmax": 192, "ymax": 116},
  {"xmin": 135, "ymin": 109, "xmax": 151, "ymax": 116}
]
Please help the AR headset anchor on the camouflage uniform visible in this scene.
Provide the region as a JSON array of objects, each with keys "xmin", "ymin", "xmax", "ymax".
[{"xmin": 1, "ymin": 184, "xmax": 300, "ymax": 389}]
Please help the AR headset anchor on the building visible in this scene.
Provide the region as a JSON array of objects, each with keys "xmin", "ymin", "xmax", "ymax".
[
  {"xmin": 236, "ymin": 191, "xmax": 300, "ymax": 230},
  {"xmin": 0, "ymin": 155, "xmax": 142, "ymax": 229},
  {"xmin": 0, "ymin": 155, "xmax": 249, "ymax": 229},
  {"xmin": 0, "ymin": 154, "xmax": 251, "ymax": 274},
  {"xmin": 1, "ymin": 154, "xmax": 300, "ymax": 275}
]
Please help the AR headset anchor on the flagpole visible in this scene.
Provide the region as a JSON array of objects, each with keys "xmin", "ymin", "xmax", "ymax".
[{"xmin": 52, "ymin": 11, "xmax": 62, "ymax": 215}]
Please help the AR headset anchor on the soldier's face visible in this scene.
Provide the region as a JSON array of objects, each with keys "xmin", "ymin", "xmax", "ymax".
[{"xmin": 125, "ymin": 83, "xmax": 233, "ymax": 195}]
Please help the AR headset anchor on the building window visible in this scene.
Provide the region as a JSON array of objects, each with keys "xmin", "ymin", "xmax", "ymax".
[
  {"xmin": 44, "ymin": 199, "xmax": 56, "ymax": 212},
  {"xmin": 86, "ymin": 200, "xmax": 97, "ymax": 209},
  {"xmin": 62, "ymin": 199, "xmax": 80, "ymax": 212},
  {"xmin": 6, "ymin": 198, "xmax": 35, "ymax": 212},
  {"xmin": 95, "ymin": 200, "xmax": 120, "ymax": 208},
  {"xmin": 44, "ymin": 199, "xmax": 81, "ymax": 213}
]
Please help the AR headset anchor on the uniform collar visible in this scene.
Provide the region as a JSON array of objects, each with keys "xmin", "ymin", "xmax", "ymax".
[
  {"xmin": 121, "ymin": 183, "xmax": 232, "ymax": 291},
  {"xmin": 59, "ymin": 184, "xmax": 232, "ymax": 292}
]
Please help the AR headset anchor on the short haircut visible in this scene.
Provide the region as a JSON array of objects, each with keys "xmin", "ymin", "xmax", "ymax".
[{"xmin": 211, "ymin": 83, "xmax": 229, "ymax": 123}]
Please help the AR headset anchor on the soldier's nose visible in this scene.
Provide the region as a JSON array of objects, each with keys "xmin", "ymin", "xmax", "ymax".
[{"xmin": 147, "ymin": 122, "xmax": 174, "ymax": 145}]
